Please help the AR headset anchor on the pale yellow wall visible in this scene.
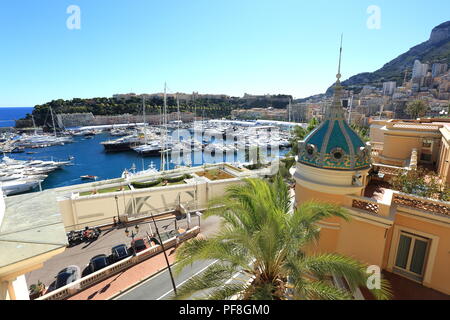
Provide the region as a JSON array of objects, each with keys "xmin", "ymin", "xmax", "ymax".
[
  {"xmin": 295, "ymin": 184, "xmax": 346, "ymax": 207},
  {"xmin": 382, "ymin": 134, "xmax": 422, "ymax": 161},
  {"xmin": 370, "ymin": 122, "xmax": 387, "ymax": 143},
  {"xmin": 59, "ymin": 179, "xmax": 243, "ymax": 231},
  {"xmin": 392, "ymin": 213, "xmax": 450, "ymax": 295},
  {"xmin": 335, "ymin": 218, "xmax": 387, "ymax": 266}
]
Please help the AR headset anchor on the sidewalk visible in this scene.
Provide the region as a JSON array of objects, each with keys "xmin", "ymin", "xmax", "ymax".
[{"xmin": 68, "ymin": 248, "xmax": 178, "ymax": 300}]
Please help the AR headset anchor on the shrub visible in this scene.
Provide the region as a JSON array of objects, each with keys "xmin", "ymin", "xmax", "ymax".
[{"xmin": 132, "ymin": 179, "xmax": 162, "ymax": 189}]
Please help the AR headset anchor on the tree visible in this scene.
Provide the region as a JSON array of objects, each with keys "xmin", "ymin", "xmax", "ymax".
[
  {"xmin": 392, "ymin": 167, "xmax": 448, "ymax": 201},
  {"xmin": 350, "ymin": 123, "xmax": 370, "ymax": 143},
  {"xmin": 173, "ymin": 175, "xmax": 391, "ymax": 300},
  {"xmin": 289, "ymin": 118, "xmax": 319, "ymax": 156},
  {"xmin": 405, "ymin": 100, "xmax": 429, "ymax": 119}
]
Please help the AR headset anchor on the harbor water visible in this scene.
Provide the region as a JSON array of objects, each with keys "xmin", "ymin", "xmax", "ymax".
[
  {"xmin": 0, "ymin": 107, "xmax": 33, "ymax": 127},
  {"xmin": 2, "ymin": 132, "xmax": 290, "ymax": 191}
]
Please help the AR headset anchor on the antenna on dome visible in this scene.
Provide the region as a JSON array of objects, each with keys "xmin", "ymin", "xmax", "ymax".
[{"xmin": 337, "ymin": 33, "xmax": 343, "ymax": 80}]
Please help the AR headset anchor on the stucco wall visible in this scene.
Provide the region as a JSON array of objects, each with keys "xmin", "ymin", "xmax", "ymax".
[
  {"xmin": 392, "ymin": 213, "xmax": 450, "ymax": 295},
  {"xmin": 336, "ymin": 218, "xmax": 387, "ymax": 266},
  {"xmin": 58, "ymin": 178, "xmax": 243, "ymax": 231}
]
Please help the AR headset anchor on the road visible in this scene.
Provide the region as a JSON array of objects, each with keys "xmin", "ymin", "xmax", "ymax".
[{"xmin": 115, "ymin": 259, "xmax": 218, "ymax": 300}]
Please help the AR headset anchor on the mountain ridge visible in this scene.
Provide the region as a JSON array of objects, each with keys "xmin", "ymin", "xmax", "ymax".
[{"xmin": 297, "ymin": 21, "xmax": 450, "ymax": 101}]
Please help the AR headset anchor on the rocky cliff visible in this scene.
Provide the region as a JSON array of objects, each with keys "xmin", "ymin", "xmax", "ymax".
[{"xmin": 322, "ymin": 21, "xmax": 450, "ymax": 95}]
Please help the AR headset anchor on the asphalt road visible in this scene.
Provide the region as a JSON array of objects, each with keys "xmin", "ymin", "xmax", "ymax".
[{"xmin": 115, "ymin": 259, "xmax": 218, "ymax": 300}]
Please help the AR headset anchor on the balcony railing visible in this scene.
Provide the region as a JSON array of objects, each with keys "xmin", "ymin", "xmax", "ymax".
[
  {"xmin": 393, "ymin": 193, "xmax": 450, "ymax": 217},
  {"xmin": 346, "ymin": 195, "xmax": 391, "ymax": 217},
  {"xmin": 372, "ymin": 163, "xmax": 409, "ymax": 177}
]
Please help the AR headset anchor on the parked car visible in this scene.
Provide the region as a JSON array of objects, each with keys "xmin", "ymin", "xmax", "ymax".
[
  {"xmin": 131, "ymin": 238, "xmax": 150, "ymax": 254},
  {"xmin": 89, "ymin": 254, "xmax": 109, "ymax": 273},
  {"xmin": 111, "ymin": 244, "xmax": 130, "ymax": 262},
  {"xmin": 55, "ymin": 265, "xmax": 81, "ymax": 289}
]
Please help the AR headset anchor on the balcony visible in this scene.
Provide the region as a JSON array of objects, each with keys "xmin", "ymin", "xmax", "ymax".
[{"xmin": 360, "ymin": 271, "xmax": 450, "ymax": 300}]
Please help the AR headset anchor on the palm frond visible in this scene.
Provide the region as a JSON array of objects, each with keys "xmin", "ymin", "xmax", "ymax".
[
  {"xmin": 301, "ymin": 280, "xmax": 353, "ymax": 300},
  {"xmin": 173, "ymin": 263, "xmax": 238, "ymax": 300}
]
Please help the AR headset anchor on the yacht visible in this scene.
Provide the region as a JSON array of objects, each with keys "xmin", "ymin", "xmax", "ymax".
[
  {"xmin": 101, "ymin": 135, "xmax": 142, "ymax": 152},
  {"xmin": 0, "ymin": 178, "xmax": 43, "ymax": 196}
]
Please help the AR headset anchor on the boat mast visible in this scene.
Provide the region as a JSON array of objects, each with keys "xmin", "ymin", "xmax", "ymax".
[
  {"xmin": 288, "ymin": 99, "xmax": 291, "ymax": 122},
  {"xmin": 176, "ymin": 94, "xmax": 181, "ymax": 141},
  {"xmin": 143, "ymin": 96, "xmax": 147, "ymax": 144},
  {"xmin": 160, "ymin": 83, "xmax": 167, "ymax": 172},
  {"xmin": 31, "ymin": 115, "xmax": 37, "ymax": 135},
  {"xmin": 49, "ymin": 107, "xmax": 57, "ymax": 137}
]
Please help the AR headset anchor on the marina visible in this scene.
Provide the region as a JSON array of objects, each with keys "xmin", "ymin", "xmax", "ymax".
[{"xmin": 1, "ymin": 121, "xmax": 293, "ymax": 195}]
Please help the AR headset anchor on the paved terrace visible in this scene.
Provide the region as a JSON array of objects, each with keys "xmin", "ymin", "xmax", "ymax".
[{"xmin": 361, "ymin": 271, "xmax": 450, "ymax": 300}]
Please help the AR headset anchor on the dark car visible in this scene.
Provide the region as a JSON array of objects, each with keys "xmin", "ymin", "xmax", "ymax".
[
  {"xmin": 131, "ymin": 238, "xmax": 149, "ymax": 254},
  {"xmin": 55, "ymin": 265, "xmax": 81, "ymax": 289},
  {"xmin": 111, "ymin": 244, "xmax": 130, "ymax": 262},
  {"xmin": 89, "ymin": 254, "xmax": 109, "ymax": 273}
]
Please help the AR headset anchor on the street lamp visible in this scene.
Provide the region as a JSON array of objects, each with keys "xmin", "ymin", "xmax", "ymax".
[
  {"xmin": 125, "ymin": 224, "xmax": 139, "ymax": 256},
  {"xmin": 150, "ymin": 211, "xmax": 177, "ymax": 295},
  {"xmin": 114, "ymin": 195, "xmax": 120, "ymax": 225}
]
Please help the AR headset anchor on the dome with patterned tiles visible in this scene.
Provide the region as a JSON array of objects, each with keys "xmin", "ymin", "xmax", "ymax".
[{"xmin": 297, "ymin": 41, "xmax": 371, "ymax": 171}]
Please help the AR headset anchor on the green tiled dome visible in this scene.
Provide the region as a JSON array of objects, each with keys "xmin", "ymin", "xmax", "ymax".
[
  {"xmin": 297, "ymin": 66, "xmax": 371, "ymax": 171},
  {"xmin": 298, "ymin": 119, "xmax": 371, "ymax": 170}
]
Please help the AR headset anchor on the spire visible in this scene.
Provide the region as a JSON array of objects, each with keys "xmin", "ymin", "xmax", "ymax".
[
  {"xmin": 337, "ymin": 33, "xmax": 343, "ymax": 81},
  {"xmin": 326, "ymin": 34, "xmax": 346, "ymax": 120}
]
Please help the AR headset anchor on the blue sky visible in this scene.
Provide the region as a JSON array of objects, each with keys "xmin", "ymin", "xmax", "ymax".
[{"xmin": 0, "ymin": 0, "xmax": 449, "ymax": 107}]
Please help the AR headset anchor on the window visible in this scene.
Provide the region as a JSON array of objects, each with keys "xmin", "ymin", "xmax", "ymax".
[
  {"xmin": 330, "ymin": 148, "xmax": 345, "ymax": 161},
  {"xmin": 306, "ymin": 144, "xmax": 315, "ymax": 156},
  {"xmin": 422, "ymin": 139, "xmax": 433, "ymax": 148},
  {"xmin": 420, "ymin": 152, "xmax": 432, "ymax": 162},
  {"xmin": 394, "ymin": 232, "xmax": 430, "ymax": 282}
]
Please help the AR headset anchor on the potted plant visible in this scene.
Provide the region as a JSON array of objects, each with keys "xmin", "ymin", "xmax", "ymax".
[{"xmin": 29, "ymin": 281, "xmax": 46, "ymax": 299}]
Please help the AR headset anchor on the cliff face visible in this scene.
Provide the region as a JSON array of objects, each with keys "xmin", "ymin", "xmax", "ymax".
[
  {"xmin": 429, "ymin": 21, "xmax": 450, "ymax": 44},
  {"xmin": 323, "ymin": 21, "xmax": 450, "ymax": 95}
]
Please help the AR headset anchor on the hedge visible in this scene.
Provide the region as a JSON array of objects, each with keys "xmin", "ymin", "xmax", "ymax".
[{"xmin": 131, "ymin": 179, "xmax": 162, "ymax": 189}]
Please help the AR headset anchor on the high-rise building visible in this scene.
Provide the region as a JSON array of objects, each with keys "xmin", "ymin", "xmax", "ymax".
[
  {"xmin": 432, "ymin": 63, "xmax": 448, "ymax": 78},
  {"xmin": 382, "ymin": 81, "xmax": 397, "ymax": 96},
  {"xmin": 412, "ymin": 59, "xmax": 429, "ymax": 79}
]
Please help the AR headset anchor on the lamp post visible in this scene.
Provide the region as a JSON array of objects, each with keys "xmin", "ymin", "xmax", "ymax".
[
  {"xmin": 125, "ymin": 224, "xmax": 139, "ymax": 256},
  {"xmin": 150, "ymin": 211, "xmax": 177, "ymax": 295},
  {"xmin": 114, "ymin": 195, "xmax": 120, "ymax": 225}
]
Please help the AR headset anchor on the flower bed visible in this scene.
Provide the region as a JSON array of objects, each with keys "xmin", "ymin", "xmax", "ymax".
[
  {"xmin": 195, "ymin": 169, "xmax": 235, "ymax": 181},
  {"xmin": 131, "ymin": 174, "xmax": 192, "ymax": 189}
]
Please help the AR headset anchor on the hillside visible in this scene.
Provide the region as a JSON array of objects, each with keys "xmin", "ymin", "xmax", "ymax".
[{"xmin": 321, "ymin": 21, "xmax": 450, "ymax": 95}]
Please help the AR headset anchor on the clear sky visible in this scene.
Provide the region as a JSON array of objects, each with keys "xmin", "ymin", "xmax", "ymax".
[{"xmin": 0, "ymin": 0, "xmax": 449, "ymax": 107}]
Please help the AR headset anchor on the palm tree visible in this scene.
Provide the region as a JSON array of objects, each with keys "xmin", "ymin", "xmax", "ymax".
[
  {"xmin": 173, "ymin": 175, "xmax": 391, "ymax": 300},
  {"xmin": 289, "ymin": 118, "xmax": 319, "ymax": 156}
]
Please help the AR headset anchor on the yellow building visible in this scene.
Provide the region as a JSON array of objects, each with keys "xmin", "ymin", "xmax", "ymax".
[{"xmin": 293, "ymin": 53, "xmax": 450, "ymax": 297}]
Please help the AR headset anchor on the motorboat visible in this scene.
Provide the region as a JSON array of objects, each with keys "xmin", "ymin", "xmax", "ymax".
[{"xmin": 80, "ymin": 175, "xmax": 98, "ymax": 180}]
